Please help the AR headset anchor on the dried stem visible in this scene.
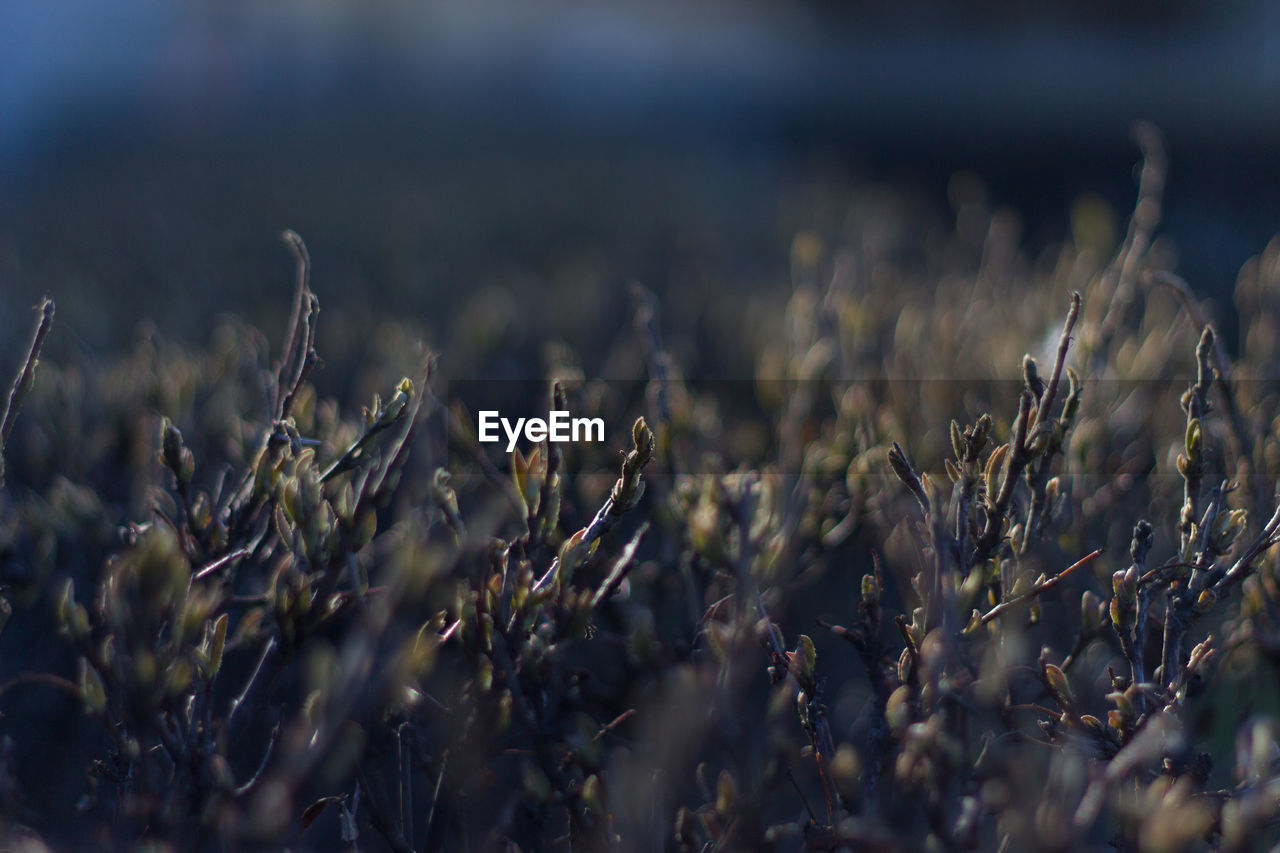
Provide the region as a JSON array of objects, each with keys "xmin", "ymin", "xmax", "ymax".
[
  {"xmin": 1, "ymin": 297, "xmax": 54, "ymax": 487},
  {"xmin": 1147, "ymin": 270, "xmax": 1260, "ymax": 516},
  {"xmin": 1030, "ymin": 292, "xmax": 1081, "ymax": 440},
  {"xmin": 591, "ymin": 523, "xmax": 649, "ymax": 608},
  {"xmin": 274, "ymin": 230, "xmax": 316, "ymax": 421},
  {"xmin": 973, "ymin": 391, "xmax": 1033, "ymax": 565},
  {"xmin": 226, "ymin": 637, "xmax": 276, "ymax": 736},
  {"xmin": 978, "ymin": 549, "xmax": 1104, "ymax": 625}
]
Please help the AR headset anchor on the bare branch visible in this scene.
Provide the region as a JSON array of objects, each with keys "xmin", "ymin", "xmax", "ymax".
[
  {"xmin": 978, "ymin": 549, "xmax": 1104, "ymax": 625},
  {"xmin": 1, "ymin": 297, "xmax": 54, "ymax": 487}
]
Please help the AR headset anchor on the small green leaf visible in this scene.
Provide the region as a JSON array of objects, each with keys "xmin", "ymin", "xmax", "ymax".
[
  {"xmin": 985, "ymin": 444, "xmax": 1008, "ymax": 503},
  {"xmin": 209, "ymin": 613, "xmax": 228, "ymax": 679},
  {"xmin": 797, "ymin": 634, "xmax": 817, "ymax": 675},
  {"xmin": 1044, "ymin": 663, "xmax": 1073, "ymax": 707}
]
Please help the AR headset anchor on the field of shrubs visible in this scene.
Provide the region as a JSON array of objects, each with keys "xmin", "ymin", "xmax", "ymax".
[{"xmin": 4, "ymin": 128, "xmax": 1280, "ymax": 851}]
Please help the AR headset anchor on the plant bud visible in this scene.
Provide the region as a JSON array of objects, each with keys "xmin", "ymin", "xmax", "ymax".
[
  {"xmin": 161, "ymin": 418, "xmax": 195, "ymax": 485},
  {"xmin": 1112, "ymin": 568, "xmax": 1136, "ymax": 603},
  {"xmin": 831, "ymin": 743, "xmax": 861, "ymax": 798},
  {"xmin": 208, "ymin": 613, "xmax": 228, "ymax": 679},
  {"xmin": 1043, "ymin": 663, "xmax": 1073, "ymax": 708},
  {"xmin": 1022, "ymin": 355, "xmax": 1042, "ymax": 396},
  {"xmin": 1045, "ymin": 476, "xmax": 1061, "ymax": 507},
  {"xmin": 79, "ymin": 659, "xmax": 106, "ymax": 714},
  {"xmin": 1108, "ymin": 690, "xmax": 1134, "ymax": 719},
  {"xmin": 887, "ymin": 443, "xmax": 913, "ymax": 485},
  {"xmin": 886, "ymin": 685, "xmax": 912, "ymax": 735},
  {"xmin": 715, "ymin": 770, "xmax": 738, "ymax": 818},
  {"xmin": 1062, "ymin": 367, "xmax": 1081, "ymax": 422},
  {"xmin": 1213, "ymin": 509, "xmax": 1248, "ymax": 551},
  {"xmin": 971, "ymin": 414, "xmax": 993, "ymax": 458},
  {"xmin": 581, "ymin": 774, "xmax": 604, "ymax": 816},
  {"xmin": 962, "ymin": 609, "xmax": 983, "ymax": 636},
  {"xmin": 1081, "ymin": 590, "xmax": 1102, "ymax": 633},
  {"xmin": 898, "ymin": 647, "xmax": 914, "ymax": 684},
  {"xmin": 1195, "ymin": 589, "xmax": 1217, "ymax": 614},
  {"xmin": 633, "ymin": 416, "xmax": 652, "ymax": 452},
  {"xmin": 1110, "ymin": 596, "xmax": 1128, "ymax": 630},
  {"xmin": 1027, "ymin": 426, "xmax": 1052, "ymax": 457},
  {"xmin": 523, "ymin": 765, "xmax": 552, "ymax": 803},
  {"xmin": 1185, "ymin": 418, "xmax": 1202, "ymax": 459},
  {"xmin": 984, "ymin": 444, "xmax": 1009, "ymax": 504},
  {"xmin": 1130, "ymin": 521, "xmax": 1154, "ymax": 565},
  {"xmin": 861, "ymin": 572, "xmax": 880, "ymax": 605},
  {"xmin": 796, "ymin": 635, "xmax": 817, "ymax": 678}
]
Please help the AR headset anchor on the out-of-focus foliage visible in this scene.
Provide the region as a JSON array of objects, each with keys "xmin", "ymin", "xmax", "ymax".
[{"xmin": 5, "ymin": 129, "xmax": 1280, "ymax": 851}]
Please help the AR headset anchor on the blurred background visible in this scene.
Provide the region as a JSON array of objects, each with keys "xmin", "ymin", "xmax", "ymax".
[
  {"xmin": 2, "ymin": 0, "xmax": 1280, "ymax": 366},
  {"xmin": 2, "ymin": 5, "xmax": 1280, "ymax": 847}
]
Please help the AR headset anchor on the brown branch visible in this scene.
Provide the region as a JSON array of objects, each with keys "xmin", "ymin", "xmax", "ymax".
[
  {"xmin": 887, "ymin": 442, "xmax": 929, "ymax": 519},
  {"xmin": 274, "ymin": 230, "xmax": 313, "ymax": 420},
  {"xmin": 1, "ymin": 297, "xmax": 54, "ymax": 488},
  {"xmin": 1147, "ymin": 269, "xmax": 1262, "ymax": 518},
  {"xmin": 591, "ymin": 523, "xmax": 649, "ymax": 608},
  {"xmin": 0, "ymin": 671, "xmax": 80, "ymax": 701},
  {"xmin": 1030, "ymin": 292, "xmax": 1082, "ymax": 440},
  {"xmin": 590, "ymin": 709, "xmax": 636, "ymax": 744},
  {"xmin": 1215, "ymin": 496, "xmax": 1280, "ymax": 596},
  {"xmin": 193, "ymin": 547, "xmax": 253, "ymax": 581},
  {"xmin": 978, "ymin": 549, "xmax": 1104, "ymax": 625},
  {"xmin": 533, "ymin": 418, "xmax": 654, "ymax": 592},
  {"xmin": 973, "ymin": 391, "xmax": 1034, "ymax": 565}
]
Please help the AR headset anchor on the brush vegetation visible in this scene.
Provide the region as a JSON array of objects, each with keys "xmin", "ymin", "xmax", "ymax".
[{"xmin": 5, "ymin": 129, "xmax": 1280, "ymax": 851}]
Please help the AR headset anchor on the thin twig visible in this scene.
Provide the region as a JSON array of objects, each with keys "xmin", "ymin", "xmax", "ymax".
[
  {"xmin": 1179, "ymin": 327, "xmax": 1215, "ymax": 551},
  {"xmin": 973, "ymin": 391, "xmax": 1034, "ymax": 566},
  {"xmin": 786, "ymin": 768, "xmax": 820, "ymax": 825},
  {"xmin": 193, "ymin": 547, "xmax": 252, "ymax": 581},
  {"xmin": 232, "ymin": 723, "xmax": 280, "ymax": 797},
  {"xmin": 534, "ymin": 420, "xmax": 654, "ymax": 592},
  {"xmin": 1, "ymin": 297, "xmax": 54, "ymax": 487},
  {"xmin": 424, "ymin": 748, "xmax": 448, "ymax": 845},
  {"xmin": 752, "ymin": 571, "xmax": 837, "ymax": 827},
  {"xmin": 357, "ymin": 764, "xmax": 415, "ymax": 853},
  {"xmin": 1021, "ymin": 294, "xmax": 1083, "ymax": 552},
  {"xmin": 227, "ymin": 637, "xmax": 276, "ymax": 735},
  {"xmin": 590, "ymin": 709, "xmax": 636, "ymax": 744},
  {"xmin": 887, "ymin": 442, "xmax": 929, "ymax": 519},
  {"xmin": 320, "ymin": 412, "xmax": 400, "ymax": 484},
  {"xmin": 399, "ymin": 723, "xmax": 413, "ymax": 849},
  {"xmin": 978, "ymin": 549, "xmax": 1104, "ymax": 625},
  {"xmin": 1148, "ymin": 269, "xmax": 1264, "ymax": 519},
  {"xmin": 1030, "ymin": 292, "xmax": 1082, "ymax": 440},
  {"xmin": 591, "ymin": 523, "xmax": 648, "ymax": 608},
  {"xmin": 1215, "ymin": 495, "xmax": 1280, "ymax": 595},
  {"xmin": 698, "ymin": 593, "xmax": 737, "ymax": 629},
  {"xmin": 274, "ymin": 230, "xmax": 314, "ymax": 421},
  {"xmin": 0, "ymin": 671, "xmax": 80, "ymax": 700}
]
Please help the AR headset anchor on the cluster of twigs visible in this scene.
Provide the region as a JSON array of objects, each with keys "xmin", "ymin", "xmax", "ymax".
[{"xmin": 6, "ymin": 128, "xmax": 1280, "ymax": 852}]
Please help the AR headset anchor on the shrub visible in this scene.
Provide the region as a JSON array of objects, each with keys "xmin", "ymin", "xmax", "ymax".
[{"xmin": 3, "ymin": 129, "xmax": 1280, "ymax": 851}]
